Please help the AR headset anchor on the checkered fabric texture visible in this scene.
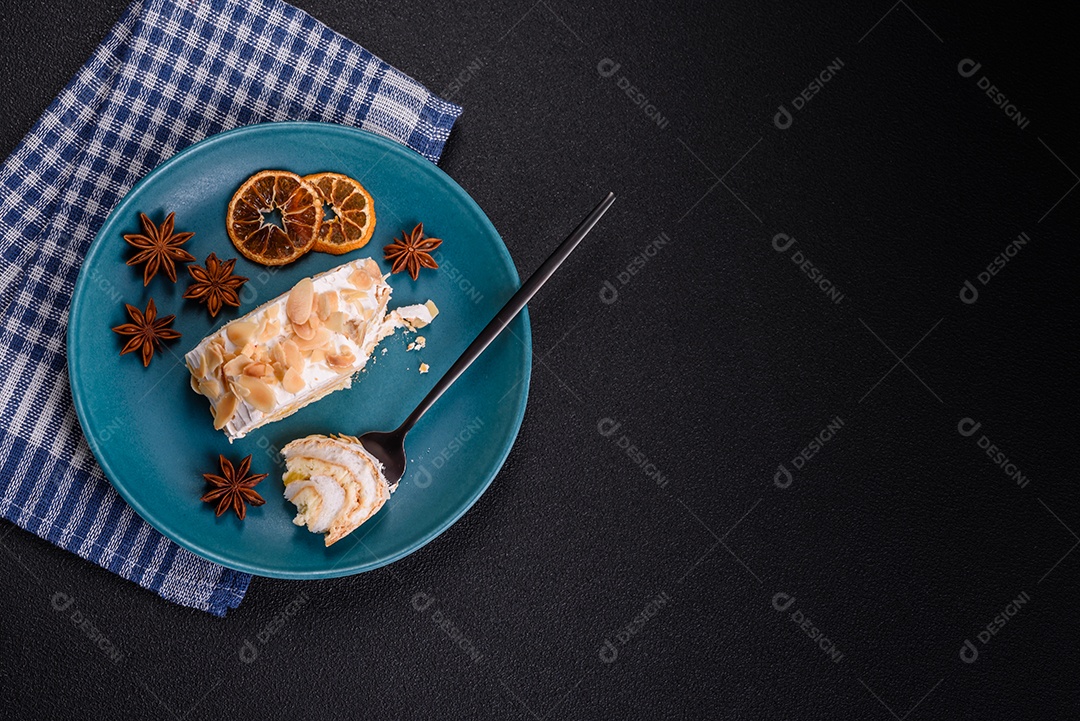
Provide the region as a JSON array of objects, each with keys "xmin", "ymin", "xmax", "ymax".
[{"xmin": 0, "ymin": 0, "xmax": 461, "ymax": 615}]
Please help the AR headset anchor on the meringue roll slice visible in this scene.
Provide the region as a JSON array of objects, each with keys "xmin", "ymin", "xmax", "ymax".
[
  {"xmin": 184, "ymin": 257, "xmax": 438, "ymax": 441},
  {"xmin": 282, "ymin": 434, "xmax": 393, "ymax": 546}
]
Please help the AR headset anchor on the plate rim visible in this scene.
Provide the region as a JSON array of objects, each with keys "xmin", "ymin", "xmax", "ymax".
[{"xmin": 66, "ymin": 121, "xmax": 531, "ymax": 579}]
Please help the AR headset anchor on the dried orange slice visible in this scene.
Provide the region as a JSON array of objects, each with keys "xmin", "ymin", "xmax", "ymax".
[
  {"xmin": 304, "ymin": 172, "xmax": 376, "ymax": 254},
  {"xmin": 227, "ymin": 170, "xmax": 323, "ymax": 266}
]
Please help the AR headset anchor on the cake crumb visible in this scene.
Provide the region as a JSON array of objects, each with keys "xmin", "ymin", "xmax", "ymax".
[
  {"xmin": 419, "ymin": 363, "xmax": 429, "ymax": 374},
  {"xmin": 407, "ymin": 336, "xmax": 426, "ymax": 352},
  {"xmin": 381, "ymin": 347, "xmax": 388, "ymax": 355}
]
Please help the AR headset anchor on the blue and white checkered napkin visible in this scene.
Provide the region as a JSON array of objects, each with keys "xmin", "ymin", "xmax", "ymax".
[{"xmin": 0, "ymin": 0, "xmax": 461, "ymax": 615}]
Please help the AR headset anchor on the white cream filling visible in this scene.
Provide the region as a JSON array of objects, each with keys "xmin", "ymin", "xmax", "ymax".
[
  {"xmin": 284, "ymin": 475, "xmax": 345, "ymax": 533},
  {"xmin": 281, "ymin": 437, "xmax": 390, "ymax": 542},
  {"xmin": 389, "ymin": 300, "xmax": 440, "ymax": 331}
]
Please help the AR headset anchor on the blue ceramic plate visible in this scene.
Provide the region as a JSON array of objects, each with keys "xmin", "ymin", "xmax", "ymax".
[{"xmin": 67, "ymin": 122, "xmax": 530, "ymax": 578}]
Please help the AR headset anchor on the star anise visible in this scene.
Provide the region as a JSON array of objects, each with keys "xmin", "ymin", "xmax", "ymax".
[
  {"xmin": 200, "ymin": 454, "xmax": 267, "ymax": 520},
  {"xmin": 384, "ymin": 223, "xmax": 441, "ymax": 280},
  {"xmin": 124, "ymin": 212, "xmax": 196, "ymax": 285},
  {"xmin": 183, "ymin": 253, "xmax": 248, "ymax": 317},
  {"xmin": 111, "ymin": 298, "xmax": 181, "ymax": 366}
]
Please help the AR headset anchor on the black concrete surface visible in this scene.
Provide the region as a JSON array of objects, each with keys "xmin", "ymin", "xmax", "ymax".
[{"xmin": 1, "ymin": 1, "xmax": 1076, "ymax": 718}]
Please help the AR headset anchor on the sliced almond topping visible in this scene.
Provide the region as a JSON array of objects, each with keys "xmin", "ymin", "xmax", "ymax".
[
  {"xmin": 189, "ymin": 374, "xmax": 200, "ymax": 393},
  {"xmin": 271, "ymin": 343, "xmax": 286, "ymax": 367},
  {"xmin": 363, "ymin": 258, "xmax": 382, "ymax": 280},
  {"xmin": 226, "ymin": 321, "xmax": 258, "ymax": 347},
  {"xmin": 237, "ymin": 375, "xmax": 275, "ymax": 413},
  {"xmin": 317, "ymin": 291, "xmax": 339, "ymax": 321},
  {"xmin": 198, "ymin": 378, "xmax": 223, "ymax": 398},
  {"xmin": 223, "ymin": 353, "xmax": 251, "ymax": 376},
  {"xmin": 295, "ymin": 327, "xmax": 331, "ymax": 352},
  {"xmin": 266, "ymin": 304, "xmax": 280, "ymax": 321},
  {"xmin": 259, "ymin": 319, "xmax": 281, "ymax": 342},
  {"xmin": 354, "ymin": 270, "xmax": 374, "ymax": 291},
  {"xmin": 192, "ymin": 353, "xmax": 207, "ymax": 379},
  {"xmin": 251, "ymin": 345, "xmax": 270, "ymax": 363},
  {"xmin": 243, "ymin": 362, "xmax": 269, "ymax": 377},
  {"xmin": 282, "ymin": 367, "xmax": 306, "ymax": 394},
  {"xmin": 351, "ymin": 319, "xmax": 368, "ymax": 343},
  {"xmin": 341, "ymin": 288, "xmax": 365, "ymax": 305},
  {"xmin": 206, "ymin": 343, "xmax": 225, "ymax": 374},
  {"xmin": 293, "ymin": 320, "xmax": 316, "ymax": 341},
  {"xmin": 213, "ymin": 392, "xmax": 239, "ymax": 430},
  {"xmin": 309, "ymin": 348, "xmax": 326, "ymax": 365},
  {"xmin": 287, "ymin": 277, "xmax": 314, "ymax": 325},
  {"xmin": 324, "ymin": 311, "xmax": 345, "ymax": 334},
  {"xmin": 283, "ymin": 340, "xmax": 304, "ymax": 372},
  {"xmin": 327, "ymin": 350, "xmax": 356, "ymax": 369},
  {"xmin": 232, "ymin": 379, "xmax": 250, "ymax": 398},
  {"xmin": 307, "ymin": 312, "xmax": 322, "ymax": 332}
]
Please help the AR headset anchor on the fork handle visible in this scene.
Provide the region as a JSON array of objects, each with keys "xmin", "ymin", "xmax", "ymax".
[{"xmin": 397, "ymin": 192, "xmax": 616, "ymax": 434}]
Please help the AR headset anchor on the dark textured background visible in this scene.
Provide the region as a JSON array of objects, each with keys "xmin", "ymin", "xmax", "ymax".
[{"xmin": 1, "ymin": 1, "xmax": 1076, "ymax": 718}]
